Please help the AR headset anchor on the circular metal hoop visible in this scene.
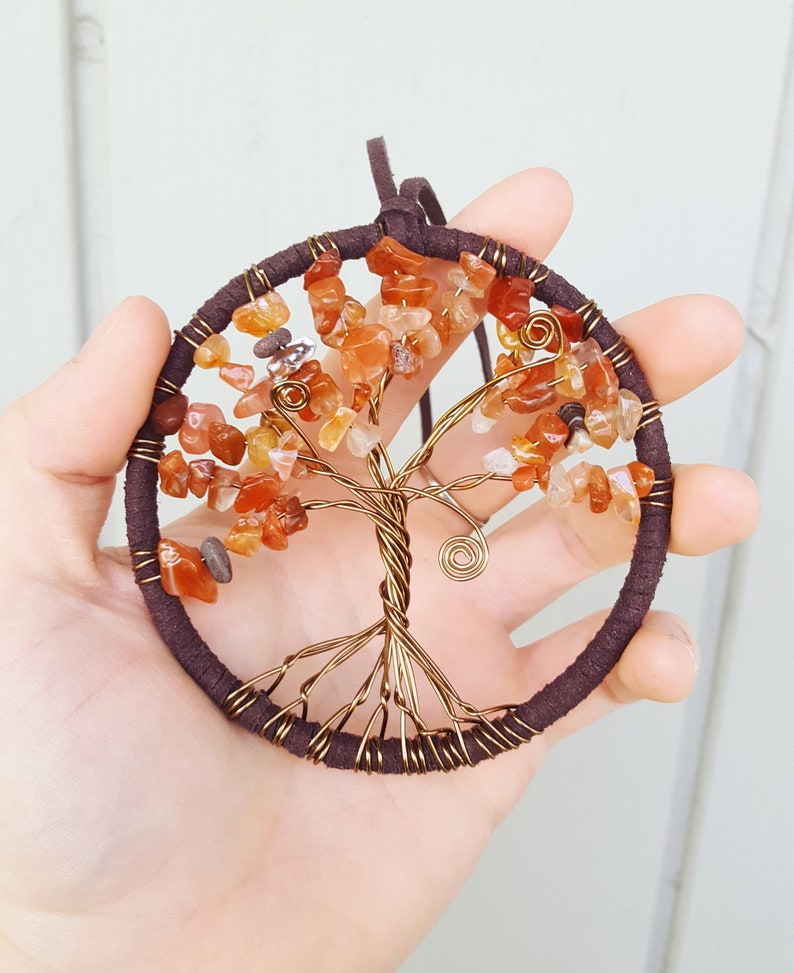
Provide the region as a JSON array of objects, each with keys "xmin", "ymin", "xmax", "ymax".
[{"xmin": 124, "ymin": 220, "xmax": 672, "ymax": 775}]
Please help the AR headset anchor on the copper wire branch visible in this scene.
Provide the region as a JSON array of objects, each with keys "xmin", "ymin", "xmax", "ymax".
[{"xmin": 226, "ymin": 312, "xmax": 564, "ymax": 769}]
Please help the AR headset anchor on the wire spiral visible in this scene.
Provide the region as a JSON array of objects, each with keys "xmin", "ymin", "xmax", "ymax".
[{"xmin": 438, "ymin": 534, "xmax": 489, "ymax": 582}]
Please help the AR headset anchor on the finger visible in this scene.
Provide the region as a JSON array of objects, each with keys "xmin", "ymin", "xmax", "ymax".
[
  {"xmin": 617, "ymin": 294, "xmax": 744, "ymax": 404},
  {"xmin": 519, "ymin": 609, "xmax": 700, "ymax": 747},
  {"xmin": 416, "ymin": 293, "xmax": 746, "ymax": 529},
  {"xmin": 475, "ymin": 464, "xmax": 759, "ymax": 630},
  {"xmin": 321, "ymin": 168, "xmax": 574, "ymax": 455},
  {"xmin": 0, "ymin": 297, "xmax": 171, "ymax": 575}
]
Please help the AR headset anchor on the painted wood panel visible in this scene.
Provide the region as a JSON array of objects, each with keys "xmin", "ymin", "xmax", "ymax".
[
  {"xmin": 0, "ymin": 2, "xmax": 81, "ymax": 413},
  {"xmin": 671, "ymin": 204, "xmax": 794, "ymax": 973},
  {"xmin": 666, "ymin": 40, "xmax": 794, "ymax": 967}
]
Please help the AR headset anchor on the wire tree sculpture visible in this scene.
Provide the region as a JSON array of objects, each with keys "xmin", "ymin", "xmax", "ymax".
[{"xmin": 126, "ymin": 145, "xmax": 671, "ymax": 775}]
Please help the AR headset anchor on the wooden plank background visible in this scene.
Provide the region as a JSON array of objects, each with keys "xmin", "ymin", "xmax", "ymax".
[{"xmin": 1, "ymin": 2, "xmax": 791, "ymax": 970}]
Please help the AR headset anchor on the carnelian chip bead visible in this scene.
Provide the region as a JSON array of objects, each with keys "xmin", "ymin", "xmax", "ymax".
[
  {"xmin": 449, "ymin": 252, "xmax": 498, "ymax": 297},
  {"xmin": 319, "ymin": 320, "xmax": 344, "ymax": 351},
  {"xmin": 380, "ymin": 274, "xmax": 437, "ymax": 307},
  {"xmin": 218, "ymin": 362, "xmax": 255, "ymax": 391},
  {"xmin": 340, "ymin": 325, "xmax": 391, "ymax": 386},
  {"xmin": 307, "ymin": 372, "xmax": 344, "ymax": 416},
  {"xmin": 555, "ymin": 352, "xmax": 586, "ymax": 399},
  {"xmin": 261, "ymin": 505, "xmax": 289, "ymax": 551},
  {"xmin": 351, "ymin": 384, "xmax": 372, "ymax": 413},
  {"xmin": 291, "ymin": 458, "xmax": 315, "ymax": 481},
  {"xmin": 512, "ymin": 465, "xmax": 537, "ymax": 491},
  {"xmin": 486, "ymin": 276, "xmax": 536, "ymax": 331},
  {"xmin": 616, "ymin": 389, "xmax": 643, "ymax": 441},
  {"xmin": 301, "ymin": 393, "xmax": 324, "ymax": 424},
  {"xmin": 459, "ymin": 251, "xmax": 498, "ymax": 292},
  {"xmin": 179, "ymin": 402, "xmax": 225, "ymax": 454},
  {"xmin": 232, "ymin": 291, "xmax": 290, "ymax": 337},
  {"xmin": 307, "ymin": 277, "xmax": 346, "ymax": 334},
  {"xmin": 303, "ymin": 250, "xmax": 343, "ymax": 289},
  {"xmin": 494, "ymin": 352, "xmax": 522, "ymax": 381},
  {"xmin": 283, "ymin": 496, "xmax": 309, "ymax": 534},
  {"xmin": 207, "ymin": 468, "xmax": 241, "ymax": 512},
  {"xmin": 269, "ymin": 433, "xmax": 299, "ymax": 481},
  {"xmin": 447, "ymin": 265, "xmax": 482, "ymax": 296},
  {"xmin": 341, "ymin": 298, "xmax": 366, "ymax": 331},
  {"xmin": 495, "ymin": 320, "xmax": 525, "ymax": 353},
  {"xmin": 519, "ymin": 357, "xmax": 557, "ymax": 390},
  {"xmin": 319, "ymin": 406, "xmax": 357, "ymax": 451},
  {"xmin": 428, "ymin": 311, "xmax": 449, "ymax": 347},
  {"xmin": 550, "ymin": 305, "xmax": 584, "ymax": 344},
  {"xmin": 188, "ymin": 459, "xmax": 215, "ymax": 498},
  {"xmin": 234, "ymin": 471, "xmax": 281, "ymax": 513},
  {"xmin": 510, "ymin": 435, "xmax": 546, "ymax": 465},
  {"xmin": 261, "ymin": 410, "xmax": 292, "ymax": 436},
  {"xmin": 480, "ymin": 386, "xmax": 505, "ymax": 420},
  {"xmin": 567, "ymin": 461, "xmax": 591, "ymax": 502},
  {"xmin": 365, "ymin": 236, "xmax": 426, "ymax": 276},
  {"xmin": 158, "ymin": 450, "xmax": 189, "ymax": 498},
  {"xmin": 234, "ymin": 378, "xmax": 274, "ymax": 419},
  {"xmin": 245, "ymin": 424, "xmax": 279, "ymax": 467},
  {"xmin": 442, "ymin": 291, "xmax": 479, "ymax": 332},
  {"xmin": 607, "ymin": 466, "xmax": 641, "ymax": 526},
  {"xmin": 208, "ymin": 422, "xmax": 246, "ymax": 466},
  {"xmin": 588, "ymin": 465, "xmax": 612, "ymax": 513},
  {"xmin": 193, "ymin": 333, "xmax": 230, "ymax": 369},
  {"xmin": 291, "ymin": 358, "xmax": 322, "ymax": 385},
  {"xmin": 535, "ymin": 465, "xmax": 551, "ymax": 492},
  {"xmin": 158, "ymin": 539, "xmax": 218, "ymax": 603},
  {"xmin": 346, "ymin": 421, "xmax": 380, "ymax": 457},
  {"xmin": 225, "ymin": 510, "xmax": 266, "ymax": 557},
  {"xmin": 502, "ymin": 367, "xmax": 556, "ymax": 415},
  {"xmin": 412, "ymin": 324, "xmax": 442, "ymax": 359},
  {"xmin": 526, "ymin": 413, "xmax": 569, "ymax": 461},
  {"xmin": 585, "ymin": 401, "xmax": 618, "ymax": 448},
  {"xmin": 379, "ymin": 305, "xmax": 432, "ymax": 339},
  {"xmin": 150, "ymin": 393, "xmax": 188, "ymax": 436},
  {"xmin": 578, "ymin": 339, "xmax": 619, "ymax": 404},
  {"xmin": 628, "ymin": 461, "xmax": 655, "ymax": 498},
  {"xmin": 472, "ymin": 404, "xmax": 497, "ymax": 434},
  {"xmin": 547, "ymin": 464, "xmax": 574, "ymax": 508}
]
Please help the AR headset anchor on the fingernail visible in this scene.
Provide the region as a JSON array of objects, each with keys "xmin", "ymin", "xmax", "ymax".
[
  {"xmin": 80, "ymin": 298, "xmax": 134, "ymax": 356},
  {"xmin": 666, "ymin": 620, "xmax": 700, "ymax": 673},
  {"xmin": 647, "ymin": 614, "xmax": 700, "ymax": 673}
]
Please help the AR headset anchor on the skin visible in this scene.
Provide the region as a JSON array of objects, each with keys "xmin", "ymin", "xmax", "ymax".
[{"xmin": 0, "ymin": 169, "xmax": 760, "ymax": 972}]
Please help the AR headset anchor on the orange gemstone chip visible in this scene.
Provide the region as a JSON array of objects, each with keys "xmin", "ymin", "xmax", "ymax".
[
  {"xmin": 365, "ymin": 236, "xmax": 426, "ymax": 276},
  {"xmin": 158, "ymin": 538, "xmax": 218, "ymax": 603},
  {"xmin": 232, "ymin": 291, "xmax": 290, "ymax": 337}
]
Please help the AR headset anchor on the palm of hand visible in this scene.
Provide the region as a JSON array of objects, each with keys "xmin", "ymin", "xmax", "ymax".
[
  {"xmin": 0, "ymin": 169, "xmax": 757, "ymax": 973},
  {"xmin": 2, "ymin": 497, "xmax": 536, "ymax": 972}
]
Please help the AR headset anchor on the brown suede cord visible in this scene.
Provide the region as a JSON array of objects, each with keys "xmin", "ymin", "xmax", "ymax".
[{"xmin": 124, "ymin": 140, "xmax": 671, "ymax": 774}]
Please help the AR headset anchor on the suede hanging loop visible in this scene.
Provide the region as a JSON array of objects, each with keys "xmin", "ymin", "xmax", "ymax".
[{"xmin": 367, "ymin": 137, "xmax": 447, "ymax": 249}]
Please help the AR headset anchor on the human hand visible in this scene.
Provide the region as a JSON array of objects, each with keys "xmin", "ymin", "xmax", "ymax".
[{"xmin": 0, "ymin": 169, "xmax": 759, "ymax": 972}]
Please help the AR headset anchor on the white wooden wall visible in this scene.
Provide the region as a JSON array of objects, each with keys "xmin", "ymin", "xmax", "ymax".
[{"xmin": 2, "ymin": 2, "xmax": 792, "ymax": 970}]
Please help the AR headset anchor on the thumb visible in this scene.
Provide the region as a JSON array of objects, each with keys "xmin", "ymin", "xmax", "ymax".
[{"xmin": 0, "ymin": 297, "xmax": 171, "ymax": 578}]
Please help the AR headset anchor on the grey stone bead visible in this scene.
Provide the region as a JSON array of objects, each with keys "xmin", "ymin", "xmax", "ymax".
[
  {"xmin": 253, "ymin": 327, "xmax": 292, "ymax": 359},
  {"xmin": 200, "ymin": 536, "xmax": 233, "ymax": 584}
]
